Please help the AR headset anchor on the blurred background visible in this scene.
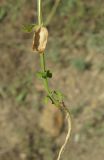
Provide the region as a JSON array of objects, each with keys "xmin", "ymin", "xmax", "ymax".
[{"xmin": 0, "ymin": 0, "xmax": 104, "ymax": 160}]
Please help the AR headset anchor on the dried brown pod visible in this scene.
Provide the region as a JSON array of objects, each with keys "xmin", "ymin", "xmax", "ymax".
[{"xmin": 32, "ymin": 26, "xmax": 48, "ymax": 53}]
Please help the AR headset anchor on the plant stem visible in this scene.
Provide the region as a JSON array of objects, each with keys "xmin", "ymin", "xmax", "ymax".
[
  {"xmin": 40, "ymin": 53, "xmax": 50, "ymax": 94},
  {"xmin": 37, "ymin": 0, "xmax": 50, "ymax": 94},
  {"xmin": 37, "ymin": 0, "xmax": 60, "ymax": 106},
  {"xmin": 36, "ymin": 2, "xmax": 71, "ymax": 160},
  {"xmin": 40, "ymin": 52, "xmax": 59, "ymax": 106},
  {"xmin": 38, "ymin": 0, "xmax": 42, "ymax": 25},
  {"xmin": 37, "ymin": 0, "xmax": 51, "ymax": 96}
]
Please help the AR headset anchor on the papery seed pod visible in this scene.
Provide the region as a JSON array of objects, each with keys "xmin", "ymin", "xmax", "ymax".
[{"xmin": 32, "ymin": 27, "xmax": 48, "ymax": 53}]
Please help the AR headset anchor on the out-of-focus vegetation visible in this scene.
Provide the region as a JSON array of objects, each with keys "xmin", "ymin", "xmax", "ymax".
[{"xmin": 0, "ymin": 0, "xmax": 104, "ymax": 160}]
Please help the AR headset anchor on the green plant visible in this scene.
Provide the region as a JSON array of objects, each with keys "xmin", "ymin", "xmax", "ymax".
[
  {"xmin": 6, "ymin": 0, "xmax": 26, "ymax": 21},
  {"xmin": 0, "ymin": 6, "xmax": 7, "ymax": 21},
  {"xmin": 71, "ymin": 58, "xmax": 91, "ymax": 71},
  {"xmin": 58, "ymin": 0, "xmax": 78, "ymax": 16},
  {"xmin": 87, "ymin": 33, "xmax": 104, "ymax": 54},
  {"xmin": 23, "ymin": 0, "xmax": 71, "ymax": 160}
]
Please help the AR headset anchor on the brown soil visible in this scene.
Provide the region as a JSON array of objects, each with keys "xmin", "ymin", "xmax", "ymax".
[{"xmin": 0, "ymin": 0, "xmax": 104, "ymax": 160}]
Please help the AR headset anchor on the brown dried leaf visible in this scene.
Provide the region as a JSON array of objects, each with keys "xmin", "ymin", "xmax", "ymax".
[{"xmin": 32, "ymin": 27, "xmax": 48, "ymax": 53}]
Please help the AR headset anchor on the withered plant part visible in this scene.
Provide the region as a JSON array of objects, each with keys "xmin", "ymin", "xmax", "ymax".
[{"xmin": 32, "ymin": 26, "xmax": 48, "ymax": 53}]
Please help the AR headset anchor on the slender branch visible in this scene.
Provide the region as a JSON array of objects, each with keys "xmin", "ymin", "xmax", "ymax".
[
  {"xmin": 40, "ymin": 53, "xmax": 51, "ymax": 94},
  {"xmin": 45, "ymin": 0, "xmax": 61, "ymax": 26},
  {"xmin": 38, "ymin": 0, "xmax": 42, "ymax": 25}
]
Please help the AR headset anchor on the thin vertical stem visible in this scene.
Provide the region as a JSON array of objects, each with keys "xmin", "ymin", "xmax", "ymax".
[
  {"xmin": 37, "ymin": 0, "xmax": 60, "ymax": 105},
  {"xmin": 38, "ymin": 0, "xmax": 42, "ymax": 25},
  {"xmin": 37, "ymin": 0, "xmax": 51, "ymax": 95},
  {"xmin": 40, "ymin": 53, "xmax": 45, "ymax": 72},
  {"xmin": 40, "ymin": 53, "xmax": 51, "ymax": 94}
]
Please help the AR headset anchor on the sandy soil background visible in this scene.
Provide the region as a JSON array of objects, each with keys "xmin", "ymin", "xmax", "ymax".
[{"xmin": 0, "ymin": 0, "xmax": 104, "ymax": 160}]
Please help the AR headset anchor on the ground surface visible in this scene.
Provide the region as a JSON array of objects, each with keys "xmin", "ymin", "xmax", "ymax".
[{"xmin": 0, "ymin": 0, "xmax": 104, "ymax": 160}]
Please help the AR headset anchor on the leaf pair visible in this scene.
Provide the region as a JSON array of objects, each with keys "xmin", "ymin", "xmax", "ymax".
[{"xmin": 36, "ymin": 70, "xmax": 52, "ymax": 79}]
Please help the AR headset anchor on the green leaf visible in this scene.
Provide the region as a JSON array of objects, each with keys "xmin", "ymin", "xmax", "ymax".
[
  {"xmin": 53, "ymin": 90, "xmax": 64, "ymax": 102},
  {"xmin": 36, "ymin": 71, "xmax": 47, "ymax": 79},
  {"xmin": 42, "ymin": 72, "xmax": 47, "ymax": 78},
  {"xmin": 36, "ymin": 71, "xmax": 43, "ymax": 78},
  {"xmin": 46, "ymin": 70, "xmax": 52, "ymax": 78},
  {"xmin": 36, "ymin": 70, "xmax": 52, "ymax": 79},
  {"xmin": 22, "ymin": 24, "xmax": 37, "ymax": 33}
]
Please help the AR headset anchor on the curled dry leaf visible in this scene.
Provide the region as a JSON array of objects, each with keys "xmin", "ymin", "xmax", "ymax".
[{"xmin": 32, "ymin": 26, "xmax": 48, "ymax": 53}]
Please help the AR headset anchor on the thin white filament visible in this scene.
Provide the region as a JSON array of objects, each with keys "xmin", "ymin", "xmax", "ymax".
[{"xmin": 56, "ymin": 113, "xmax": 71, "ymax": 160}]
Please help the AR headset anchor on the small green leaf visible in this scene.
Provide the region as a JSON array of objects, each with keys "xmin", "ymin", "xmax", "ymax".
[
  {"xmin": 36, "ymin": 71, "xmax": 43, "ymax": 78},
  {"xmin": 46, "ymin": 70, "xmax": 52, "ymax": 78},
  {"xmin": 53, "ymin": 90, "xmax": 64, "ymax": 102},
  {"xmin": 36, "ymin": 70, "xmax": 52, "ymax": 79},
  {"xmin": 36, "ymin": 71, "xmax": 46, "ymax": 79},
  {"xmin": 22, "ymin": 24, "xmax": 37, "ymax": 33},
  {"xmin": 42, "ymin": 72, "xmax": 47, "ymax": 78}
]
